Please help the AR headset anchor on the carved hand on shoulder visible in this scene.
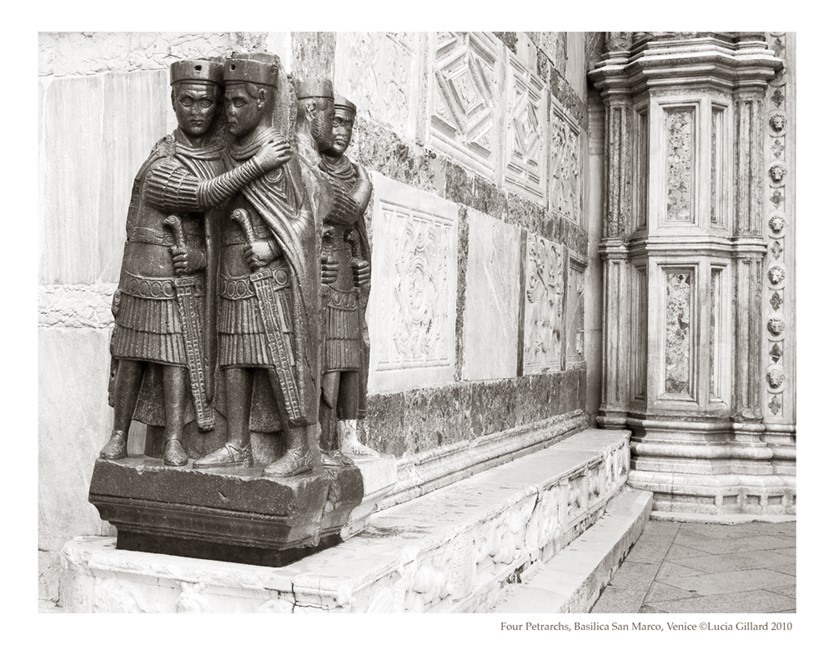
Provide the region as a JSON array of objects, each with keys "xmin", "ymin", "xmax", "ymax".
[
  {"xmin": 350, "ymin": 258, "xmax": 371, "ymax": 288},
  {"xmin": 254, "ymin": 138, "xmax": 292, "ymax": 173},
  {"xmin": 245, "ymin": 240, "xmax": 276, "ymax": 271},
  {"xmin": 170, "ymin": 246, "xmax": 206, "ymax": 275}
]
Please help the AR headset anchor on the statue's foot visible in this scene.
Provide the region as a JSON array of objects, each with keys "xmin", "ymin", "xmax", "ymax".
[
  {"xmin": 263, "ymin": 448, "xmax": 313, "ymax": 478},
  {"xmin": 100, "ymin": 432, "xmax": 127, "ymax": 460},
  {"xmin": 192, "ymin": 443, "xmax": 252, "ymax": 469},
  {"xmin": 342, "ymin": 439, "xmax": 380, "ymax": 458},
  {"xmin": 163, "ymin": 439, "xmax": 188, "ymax": 467},
  {"xmin": 321, "ymin": 450, "xmax": 354, "ymax": 468}
]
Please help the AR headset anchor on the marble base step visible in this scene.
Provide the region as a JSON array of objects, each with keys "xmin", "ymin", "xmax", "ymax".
[
  {"xmin": 490, "ymin": 487, "xmax": 653, "ymax": 613},
  {"xmin": 60, "ymin": 429, "xmax": 630, "ymax": 613}
]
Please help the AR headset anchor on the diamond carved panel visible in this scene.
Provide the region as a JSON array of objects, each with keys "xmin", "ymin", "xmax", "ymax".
[
  {"xmin": 428, "ymin": 32, "xmax": 501, "ymax": 179},
  {"xmin": 504, "ymin": 52, "xmax": 547, "ymax": 203},
  {"xmin": 367, "ymin": 173, "xmax": 459, "ymax": 393}
]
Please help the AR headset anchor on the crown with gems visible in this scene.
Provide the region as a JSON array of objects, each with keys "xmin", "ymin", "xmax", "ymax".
[
  {"xmin": 223, "ymin": 57, "xmax": 280, "ymax": 87},
  {"xmin": 295, "ymin": 77, "xmax": 334, "ymax": 100},
  {"xmin": 334, "ymin": 95, "xmax": 356, "ymax": 114},
  {"xmin": 170, "ymin": 59, "xmax": 224, "ymax": 86}
]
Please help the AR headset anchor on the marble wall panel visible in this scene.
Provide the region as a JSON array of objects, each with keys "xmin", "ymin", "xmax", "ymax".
[
  {"xmin": 39, "ymin": 71, "xmax": 169, "ymax": 285},
  {"xmin": 549, "ymin": 99, "xmax": 581, "ymax": 221},
  {"xmin": 427, "ymin": 32, "xmax": 502, "ymax": 180},
  {"xmin": 462, "ymin": 210, "xmax": 521, "ymax": 380},
  {"xmin": 504, "ymin": 52, "xmax": 547, "ymax": 204},
  {"xmin": 523, "ymin": 234, "xmax": 566, "ymax": 374},
  {"xmin": 39, "ymin": 329, "xmax": 114, "ymax": 551},
  {"xmin": 335, "ymin": 32, "xmax": 423, "ymax": 142},
  {"xmin": 565, "ymin": 32, "xmax": 587, "ymax": 104},
  {"xmin": 565, "ymin": 259, "xmax": 586, "ymax": 366},
  {"xmin": 367, "ymin": 173, "xmax": 459, "ymax": 393}
]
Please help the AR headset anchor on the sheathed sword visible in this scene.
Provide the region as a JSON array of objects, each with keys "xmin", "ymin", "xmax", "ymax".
[
  {"xmin": 231, "ymin": 208, "xmax": 305, "ymax": 424},
  {"xmin": 163, "ymin": 215, "xmax": 214, "ymax": 431}
]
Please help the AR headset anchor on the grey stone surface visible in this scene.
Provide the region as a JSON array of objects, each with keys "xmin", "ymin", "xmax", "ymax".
[
  {"xmin": 646, "ymin": 589, "xmax": 795, "ymax": 614},
  {"xmin": 591, "ymin": 586, "xmax": 647, "ymax": 613},
  {"xmin": 672, "ymin": 550, "xmax": 794, "ymax": 575},
  {"xmin": 662, "ymin": 568, "xmax": 796, "ymax": 596},
  {"xmin": 590, "ymin": 521, "xmax": 797, "ymax": 614}
]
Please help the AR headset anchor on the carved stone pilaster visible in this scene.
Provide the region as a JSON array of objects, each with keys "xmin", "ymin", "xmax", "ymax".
[
  {"xmin": 590, "ymin": 32, "xmax": 791, "ymax": 518},
  {"xmin": 603, "ymin": 100, "xmax": 633, "ymax": 239},
  {"xmin": 733, "ymin": 92, "xmax": 765, "ymax": 237}
]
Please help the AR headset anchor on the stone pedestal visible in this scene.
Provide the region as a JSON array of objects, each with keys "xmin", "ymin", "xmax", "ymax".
[
  {"xmin": 63, "ymin": 430, "xmax": 631, "ymax": 613},
  {"xmin": 589, "ymin": 33, "xmax": 794, "ymax": 517},
  {"xmin": 89, "ymin": 457, "xmax": 364, "ymax": 566}
]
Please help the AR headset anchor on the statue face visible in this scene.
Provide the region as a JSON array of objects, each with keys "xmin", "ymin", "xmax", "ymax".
[
  {"xmin": 308, "ymin": 97, "xmax": 335, "ymax": 151},
  {"xmin": 330, "ymin": 108, "xmax": 355, "ymax": 156},
  {"xmin": 172, "ymin": 82, "xmax": 219, "ymax": 137},
  {"xmin": 225, "ymin": 84, "xmax": 263, "ymax": 137}
]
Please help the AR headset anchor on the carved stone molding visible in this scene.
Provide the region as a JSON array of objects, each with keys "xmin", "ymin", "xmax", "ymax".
[
  {"xmin": 38, "ymin": 283, "xmax": 117, "ymax": 329},
  {"xmin": 522, "ymin": 233, "xmax": 566, "ymax": 374}
]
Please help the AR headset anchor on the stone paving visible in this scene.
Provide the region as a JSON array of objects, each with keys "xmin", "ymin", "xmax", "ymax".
[{"xmin": 591, "ymin": 520, "xmax": 796, "ymax": 613}]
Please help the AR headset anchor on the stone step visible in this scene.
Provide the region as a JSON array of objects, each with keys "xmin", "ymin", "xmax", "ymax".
[
  {"xmin": 61, "ymin": 429, "xmax": 631, "ymax": 613},
  {"xmin": 490, "ymin": 487, "xmax": 653, "ymax": 613}
]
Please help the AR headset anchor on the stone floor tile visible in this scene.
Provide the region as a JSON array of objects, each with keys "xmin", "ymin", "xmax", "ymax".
[
  {"xmin": 643, "ymin": 581, "xmax": 700, "ymax": 604},
  {"xmin": 671, "ymin": 549, "xmax": 793, "ymax": 575},
  {"xmin": 639, "ymin": 604, "xmax": 668, "ymax": 613},
  {"xmin": 590, "ymin": 585, "xmax": 649, "ymax": 613},
  {"xmin": 676, "ymin": 524, "xmax": 739, "ymax": 541},
  {"xmin": 665, "ymin": 544, "xmax": 714, "ymax": 561},
  {"xmin": 681, "ymin": 534, "xmax": 795, "ymax": 555},
  {"xmin": 493, "ymin": 585, "xmax": 565, "ymax": 613},
  {"xmin": 640, "ymin": 520, "xmax": 681, "ymax": 538},
  {"xmin": 648, "ymin": 589, "xmax": 795, "ymax": 614},
  {"xmin": 662, "ymin": 568, "xmax": 796, "ymax": 596},
  {"xmin": 608, "ymin": 561, "xmax": 661, "ymax": 591},
  {"xmin": 656, "ymin": 561, "xmax": 705, "ymax": 580},
  {"xmin": 769, "ymin": 585, "xmax": 796, "ymax": 599}
]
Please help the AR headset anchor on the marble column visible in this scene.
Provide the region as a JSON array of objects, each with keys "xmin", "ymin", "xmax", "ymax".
[{"xmin": 590, "ymin": 32, "xmax": 793, "ymax": 518}]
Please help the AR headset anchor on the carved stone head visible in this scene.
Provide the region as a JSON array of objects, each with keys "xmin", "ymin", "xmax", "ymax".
[
  {"xmin": 222, "ymin": 57, "xmax": 280, "ymax": 138},
  {"xmin": 295, "ymin": 78, "xmax": 335, "ymax": 152},
  {"xmin": 770, "ymin": 113, "xmax": 786, "ymax": 133},
  {"xmin": 769, "ymin": 163, "xmax": 787, "ymax": 184},
  {"xmin": 169, "ymin": 60, "xmax": 223, "ymax": 138},
  {"xmin": 328, "ymin": 95, "xmax": 357, "ymax": 158}
]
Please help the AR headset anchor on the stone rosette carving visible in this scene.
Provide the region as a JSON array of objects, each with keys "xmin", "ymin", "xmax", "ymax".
[
  {"xmin": 769, "ymin": 163, "xmax": 787, "ymax": 185},
  {"xmin": 767, "ymin": 315, "xmax": 785, "ymax": 337},
  {"xmin": 768, "ymin": 264, "xmax": 786, "ymax": 286}
]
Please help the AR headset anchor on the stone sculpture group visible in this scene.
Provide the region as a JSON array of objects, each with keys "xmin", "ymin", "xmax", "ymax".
[
  {"xmin": 89, "ymin": 53, "xmax": 389, "ymax": 565},
  {"xmin": 101, "ymin": 54, "xmax": 376, "ymax": 475}
]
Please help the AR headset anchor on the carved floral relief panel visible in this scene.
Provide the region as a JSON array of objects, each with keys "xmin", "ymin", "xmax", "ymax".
[
  {"xmin": 523, "ymin": 234, "xmax": 565, "ymax": 374},
  {"xmin": 549, "ymin": 101, "xmax": 581, "ymax": 222},
  {"xmin": 664, "ymin": 106, "xmax": 696, "ymax": 223},
  {"xmin": 504, "ymin": 52, "xmax": 547, "ymax": 203},
  {"xmin": 334, "ymin": 32, "xmax": 422, "ymax": 142},
  {"xmin": 428, "ymin": 32, "xmax": 501, "ymax": 179},
  {"xmin": 663, "ymin": 268, "xmax": 695, "ymax": 396},
  {"xmin": 367, "ymin": 174, "xmax": 459, "ymax": 393}
]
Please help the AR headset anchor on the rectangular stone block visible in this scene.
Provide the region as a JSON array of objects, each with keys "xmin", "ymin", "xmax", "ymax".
[
  {"xmin": 334, "ymin": 32, "xmax": 423, "ymax": 142},
  {"xmin": 39, "ymin": 71, "xmax": 169, "ymax": 285},
  {"xmin": 39, "ymin": 328, "xmax": 114, "ymax": 551},
  {"xmin": 522, "ymin": 234, "xmax": 566, "ymax": 374},
  {"xmin": 566, "ymin": 256, "xmax": 587, "ymax": 365},
  {"xmin": 565, "ymin": 32, "xmax": 587, "ymax": 104},
  {"xmin": 367, "ymin": 173, "xmax": 459, "ymax": 393},
  {"xmin": 462, "ymin": 209, "xmax": 521, "ymax": 380},
  {"xmin": 504, "ymin": 51, "xmax": 548, "ymax": 204},
  {"xmin": 427, "ymin": 32, "xmax": 503, "ymax": 180}
]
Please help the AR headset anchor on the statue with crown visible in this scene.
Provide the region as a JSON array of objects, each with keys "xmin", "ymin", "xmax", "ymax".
[{"xmin": 88, "ymin": 53, "xmax": 395, "ymax": 567}]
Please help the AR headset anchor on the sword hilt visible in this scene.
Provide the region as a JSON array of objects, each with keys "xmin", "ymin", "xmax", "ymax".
[
  {"xmin": 345, "ymin": 229, "xmax": 360, "ymax": 259},
  {"xmin": 163, "ymin": 215, "xmax": 186, "ymax": 248},
  {"xmin": 231, "ymin": 208, "xmax": 257, "ymax": 246}
]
